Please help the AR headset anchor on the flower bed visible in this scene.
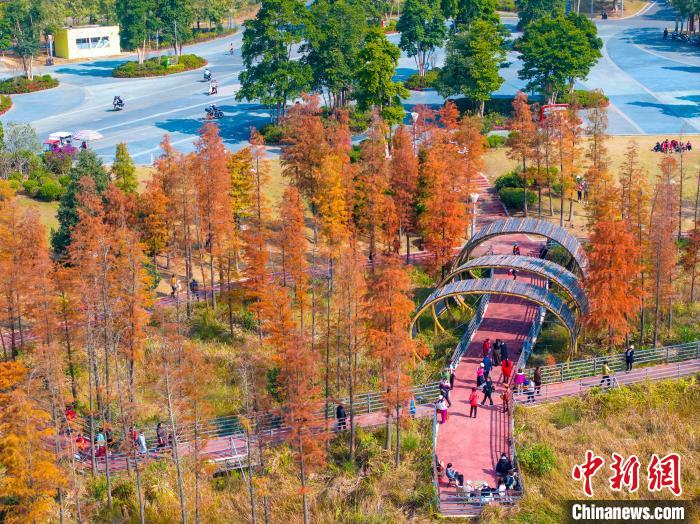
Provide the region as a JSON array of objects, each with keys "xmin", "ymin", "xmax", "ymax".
[
  {"xmin": 0, "ymin": 95, "xmax": 11, "ymax": 115},
  {"xmin": 112, "ymin": 54, "xmax": 206, "ymax": 78},
  {"xmin": 0, "ymin": 75, "xmax": 59, "ymax": 94}
]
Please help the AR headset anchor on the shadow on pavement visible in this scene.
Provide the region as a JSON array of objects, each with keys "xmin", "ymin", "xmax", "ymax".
[
  {"xmin": 54, "ymin": 60, "xmax": 126, "ymax": 78},
  {"xmin": 619, "ymin": 27, "xmax": 700, "ymax": 54},
  {"xmin": 628, "ymin": 100, "xmax": 700, "ymax": 120},
  {"xmin": 154, "ymin": 103, "xmax": 271, "ymax": 145}
]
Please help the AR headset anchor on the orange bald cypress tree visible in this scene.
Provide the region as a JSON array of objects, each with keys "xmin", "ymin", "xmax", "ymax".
[
  {"xmin": 279, "ymin": 186, "xmax": 309, "ymax": 320},
  {"xmin": 364, "ymin": 254, "xmax": 427, "ymax": 465},
  {"xmin": 419, "ymin": 134, "xmax": 469, "ymax": 278},
  {"xmin": 650, "ymin": 157, "xmax": 679, "ymax": 346},
  {"xmin": 193, "ymin": 122, "xmax": 232, "ymax": 308},
  {"xmin": 390, "ymin": 125, "xmax": 419, "ymax": 261},
  {"xmin": 269, "ymin": 283, "xmax": 324, "ymax": 524},
  {"xmin": 682, "ymin": 228, "xmax": 700, "ymax": 303},
  {"xmin": 507, "ymin": 92, "xmax": 536, "ymax": 217},
  {"xmin": 0, "ymin": 361, "xmax": 65, "ymax": 524},
  {"xmin": 586, "ymin": 220, "xmax": 641, "ymax": 350}
]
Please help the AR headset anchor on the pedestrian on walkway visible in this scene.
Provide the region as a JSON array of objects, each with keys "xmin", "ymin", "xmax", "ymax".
[
  {"xmin": 481, "ymin": 377, "xmax": 495, "ymax": 406},
  {"xmin": 625, "ymin": 345, "xmax": 635, "ymax": 372},
  {"xmin": 514, "ymin": 368, "xmax": 526, "ymax": 394},
  {"xmin": 449, "ymin": 364, "xmax": 456, "ymax": 389},
  {"xmin": 512, "ymin": 242, "xmax": 520, "ymax": 256},
  {"xmin": 156, "ymin": 422, "xmax": 167, "ymax": 449},
  {"xmin": 501, "ymin": 341, "xmax": 509, "ymax": 361},
  {"xmin": 439, "ymin": 378, "xmax": 452, "ymax": 407},
  {"xmin": 501, "ymin": 386, "xmax": 512, "ymax": 413},
  {"xmin": 501, "ymin": 358, "xmax": 513, "ymax": 384},
  {"xmin": 190, "ymin": 278, "xmax": 199, "ymax": 301},
  {"xmin": 409, "ymin": 398, "xmax": 417, "ymax": 418},
  {"xmin": 170, "ymin": 275, "xmax": 178, "ymax": 296},
  {"xmin": 599, "ymin": 360, "xmax": 613, "ymax": 387},
  {"xmin": 483, "ymin": 354, "xmax": 492, "ymax": 378},
  {"xmin": 469, "ymin": 387, "xmax": 479, "ymax": 418},
  {"xmin": 525, "ymin": 379, "xmax": 536, "ymax": 403},
  {"xmin": 436, "ymin": 395, "xmax": 448, "ymax": 424},
  {"xmin": 482, "ymin": 338, "xmax": 492, "ymax": 358},
  {"xmin": 336, "ymin": 403, "xmax": 347, "ymax": 431},
  {"xmin": 137, "ymin": 431, "xmax": 148, "ymax": 454},
  {"xmin": 493, "ymin": 340, "xmax": 502, "ymax": 366},
  {"xmin": 476, "ymin": 363, "xmax": 486, "ymax": 388},
  {"xmin": 533, "ymin": 366, "xmax": 542, "ymax": 395}
]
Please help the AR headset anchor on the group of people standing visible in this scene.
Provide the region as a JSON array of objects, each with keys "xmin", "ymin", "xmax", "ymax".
[
  {"xmin": 72, "ymin": 420, "xmax": 174, "ymax": 462},
  {"xmin": 653, "ymin": 139, "xmax": 692, "ymax": 153}
]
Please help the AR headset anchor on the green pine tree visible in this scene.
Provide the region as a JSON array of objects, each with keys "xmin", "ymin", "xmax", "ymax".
[
  {"xmin": 51, "ymin": 150, "xmax": 110, "ymax": 259},
  {"xmin": 112, "ymin": 142, "xmax": 138, "ymax": 194}
]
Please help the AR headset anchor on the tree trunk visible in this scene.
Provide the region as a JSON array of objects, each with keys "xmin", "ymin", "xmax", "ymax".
[{"xmin": 165, "ymin": 367, "xmax": 188, "ymax": 524}]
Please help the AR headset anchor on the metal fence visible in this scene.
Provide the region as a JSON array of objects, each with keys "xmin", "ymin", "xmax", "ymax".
[
  {"xmin": 525, "ymin": 341, "xmax": 700, "ymax": 384},
  {"xmin": 515, "ymin": 358, "xmax": 700, "ymax": 405}
]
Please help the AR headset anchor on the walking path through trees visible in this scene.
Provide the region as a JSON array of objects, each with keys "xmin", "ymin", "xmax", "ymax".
[{"xmin": 433, "ymin": 175, "xmax": 543, "ymax": 508}]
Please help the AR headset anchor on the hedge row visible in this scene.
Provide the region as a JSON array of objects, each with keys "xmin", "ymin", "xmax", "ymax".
[
  {"xmin": 112, "ymin": 54, "xmax": 206, "ymax": 78},
  {"xmin": 559, "ymin": 89, "xmax": 609, "ymax": 109},
  {"xmin": 0, "ymin": 95, "xmax": 11, "ymax": 115},
  {"xmin": 403, "ymin": 68, "xmax": 440, "ymax": 90},
  {"xmin": 0, "ymin": 75, "xmax": 59, "ymax": 94}
]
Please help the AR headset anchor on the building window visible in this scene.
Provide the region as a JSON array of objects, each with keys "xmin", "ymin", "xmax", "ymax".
[
  {"xmin": 92, "ymin": 36, "xmax": 110, "ymax": 48},
  {"xmin": 75, "ymin": 35, "xmax": 110, "ymax": 50}
]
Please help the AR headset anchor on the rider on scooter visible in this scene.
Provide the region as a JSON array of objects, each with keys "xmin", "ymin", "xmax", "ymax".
[
  {"xmin": 204, "ymin": 68, "xmax": 211, "ymax": 81},
  {"xmin": 113, "ymin": 95, "xmax": 124, "ymax": 108}
]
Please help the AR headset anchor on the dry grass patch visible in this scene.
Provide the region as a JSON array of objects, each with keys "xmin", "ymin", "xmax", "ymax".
[{"xmin": 481, "ymin": 377, "xmax": 700, "ymax": 523}]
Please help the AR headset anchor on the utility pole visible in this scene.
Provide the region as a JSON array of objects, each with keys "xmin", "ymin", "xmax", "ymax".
[{"xmin": 174, "ymin": 20, "xmax": 178, "ymax": 57}]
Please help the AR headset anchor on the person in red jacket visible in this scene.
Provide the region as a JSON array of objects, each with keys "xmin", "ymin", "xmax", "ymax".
[
  {"xmin": 469, "ymin": 387, "xmax": 479, "ymax": 418},
  {"xmin": 482, "ymin": 338, "xmax": 492, "ymax": 357},
  {"xmin": 501, "ymin": 358, "xmax": 514, "ymax": 384}
]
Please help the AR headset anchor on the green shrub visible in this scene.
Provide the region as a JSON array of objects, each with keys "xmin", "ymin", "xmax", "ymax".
[
  {"xmin": 112, "ymin": 54, "xmax": 206, "ymax": 78},
  {"xmin": 23, "ymin": 179, "xmax": 39, "ymax": 197},
  {"xmin": 383, "ymin": 19, "xmax": 398, "ymax": 33},
  {"xmin": 348, "ymin": 145, "xmax": 362, "ymax": 163},
  {"xmin": 259, "ymin": 123, "xmax": 283, "ymax": 144},
  {"xmin": 190, "ymin": 307, "xmax": 228, "ymax": 341},
  {"xmin": 549, "ymin": 403, "xmax": 581, "ymax": 429},
  {"xmin": 517, "ymin": 443, "xmax": 556, "ymax": 475},
  {"xmin": 495, "ymin": 171, "xmax": 523, "ymax": 190},
  {"xmin": 486, "ymin": 134, "xmax": 506, "ymax": 148},
  {"xmin": 36, "ymin": 177, "xmax": 64, "ymax": 201},
  {"xmin": 0, "ymin": 94, "xmax": 11, "ymax": 114},
  {"xmin": 0, "ymin": 75, "xmax": 59, "ymax": 94},
  {"xmin": 497, "ymin": 0, "xmax": 516, "ymax": 10},
  {"xmin": 499, "ymin": 187, "xmax": 537, "ymax": 210},
  {"xmin": 404, "ymin": 68, "xmax": 440, "ymax": 90},
  {"xmin": 559, "ymin": 89, "xmax": 609, "ymax": 109}
]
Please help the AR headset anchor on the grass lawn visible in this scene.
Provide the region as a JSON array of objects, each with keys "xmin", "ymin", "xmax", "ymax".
[
  {"xmin": 16, "ymin": 195, "xmax": 59, "ymax": 237},
  {"xmin": 134, "ymin": 157, "xmax": 287, "ymax": 208},
  {"xmin": 482, "ymin": 377, "xmax": 700, "ymax": 523},
  {"xmin": 484, "ymin": 135, "xmax": 700, "ymax": 236}
]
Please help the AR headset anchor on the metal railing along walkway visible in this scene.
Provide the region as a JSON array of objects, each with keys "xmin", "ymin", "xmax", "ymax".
[
  {"xmin": 525, "ymin": 341, "xmax": 700, "ymax": 384},
  {"xmin": 515, "ymin": 358, "xmax": 700, "ymax": 405}
]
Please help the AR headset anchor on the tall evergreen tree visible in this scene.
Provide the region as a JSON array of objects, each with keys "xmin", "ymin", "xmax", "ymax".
[
  {"xmin": 51, "ymin": 150, "xmax": 110, "ymax": 259},
  {"xmin": 397, "ymin": 0, "xmax": 446, "ymax": 77},
  {"xmin": 112, "ymin": 142, "xmax": 138, "ymax": 194}
]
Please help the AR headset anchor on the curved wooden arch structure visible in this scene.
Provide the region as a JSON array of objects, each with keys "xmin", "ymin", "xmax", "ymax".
[
  {"xmin": 442, "ymin": 255, "xmax": 589, "ymax": 316},
  {"xmin": 411, "ymin": 279, "xmax": 579, "ymax": 348},
  {"xmin": 452, "ymin": 218, "xmax": 588, "ymax": 276}
]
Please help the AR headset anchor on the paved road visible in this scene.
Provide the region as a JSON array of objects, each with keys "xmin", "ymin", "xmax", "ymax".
[{"xmin": 1, "ymin": 2, "xmax": 697, "ymax": 164}]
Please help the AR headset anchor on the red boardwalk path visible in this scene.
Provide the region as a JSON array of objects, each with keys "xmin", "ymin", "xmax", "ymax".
[{"xmin": 434, "ymin": 175, "xmax": 541, "ymax": 498}]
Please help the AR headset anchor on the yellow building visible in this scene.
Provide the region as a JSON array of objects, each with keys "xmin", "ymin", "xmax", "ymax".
[{"xmin": 54, "ymin": 25, "xmax": 121, "ymax": 60}]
